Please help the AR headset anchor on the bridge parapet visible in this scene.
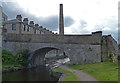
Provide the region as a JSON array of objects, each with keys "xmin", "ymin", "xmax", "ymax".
[{"xmin": 3, "ymin": 31, "xmax": 102, "ymax": 44}]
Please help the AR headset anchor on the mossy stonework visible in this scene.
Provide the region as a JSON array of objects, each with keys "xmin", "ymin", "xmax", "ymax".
[{"xmin": 102, "ymin": 35, "xmax": 118, "ymax": 63}]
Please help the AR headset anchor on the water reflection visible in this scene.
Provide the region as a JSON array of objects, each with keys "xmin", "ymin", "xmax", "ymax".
[{"xmin": 2, "ymin": 66, "xmax": 58, "ymax": 82}]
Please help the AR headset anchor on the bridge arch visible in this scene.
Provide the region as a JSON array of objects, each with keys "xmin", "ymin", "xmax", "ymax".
[{"xmin": 28, "ymin": 46, "xmax": 69, "ymax": 67}]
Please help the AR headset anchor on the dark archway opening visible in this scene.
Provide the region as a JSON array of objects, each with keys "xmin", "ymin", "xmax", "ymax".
[{"xmin": 29, "ymin": 47, "xmax": 70, "ymax": 68}]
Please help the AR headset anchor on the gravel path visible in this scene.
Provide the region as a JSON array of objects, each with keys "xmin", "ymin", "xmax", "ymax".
[{"xmin": 59, "ymin": 65, "xmax": 100, "ymax": 83}]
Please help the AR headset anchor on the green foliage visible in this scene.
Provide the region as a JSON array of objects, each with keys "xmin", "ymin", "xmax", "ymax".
[
  {"xmin": 101, "ymin": 38, "xmax": 103, "ymax": 43},
  {"xmin": 118, "ymin": 44, "xmax": 120, "ymax": 49},
  {"xmin": 2, "ymin": 49, "xmax": 30, "ymax": 71},
  {"xmin": 49, "ymin": 70, "xmax": 53, "ymax": 77},
  {"xmin": 2, "ymin": 50, "xmax": 17, "ymax": 64},
  {"xmin": 69, "ymin": 62, "xmax": 118, "ymax": 81},
  {"xmin": 28, "ymin": 38, "xmax": 32, "ymax": 42},
  {"xmin": 63, "ymin": 55, "xmax": 68, "ymax": 58},
  {"xmin": 56, "ymin": 55, "xmax": 68, "ymax": 59},
  {"xmin": 117, "ymin": 55, "xmax": 120, "ymax": 62},
  {"xmin": 88, "ymin": 48, "xmax": 92, "ymax": 51},
  {"xmin": 108, "ymin": 52, "xmax": 113, "ymax": 62},
  {"xmin": 16, "ymin": 49, "xmax": 30, "ymax": 67}
]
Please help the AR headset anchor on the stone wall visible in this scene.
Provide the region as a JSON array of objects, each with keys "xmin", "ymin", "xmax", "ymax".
[
  {"xmin": 65, "ymin": 44, "xmax": 101, "ymax": 65},
  {"xmin": 5, "ymin": 23, "xmax": 20, "ymax": 34},
  {"xmin": 3, "ymin": 31, "xmax": 102, "ymax": 44},
  {"xmin": 102, "ymin": 35, "xmax": 118, "ymax": 62},
  {"xmin": 2, "ymin": 31, "xmax": 102, "ymax": 65},
  {"xmin": 2, "ymin": 41, "xmax": 102, "ymax": 65}
]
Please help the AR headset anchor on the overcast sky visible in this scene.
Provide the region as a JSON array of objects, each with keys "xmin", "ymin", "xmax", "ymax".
[{"xmin": 1, "ymin": 0, "xmax": 119, "ymax": 42}]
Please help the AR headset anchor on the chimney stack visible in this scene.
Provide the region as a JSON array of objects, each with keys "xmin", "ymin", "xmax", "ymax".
[
  {"xmin": 39, "ymin": 26, "xmax": 43, "ymax": 28},
  {"xmin": 23, "ymin": 18, "xmax": 28, "ymax": 24},
  {"xmin": 16, "ymin": 15, "xmax": 22, "ymax": 21},
  {"xmin": 35, "ymin": 24, "xmax": 39, "ymax": 29},
  {"xmin": 59, "ymin": 4, "xmax": 64, "ymax": 35},
  {"xmin": 29, "ymin": 21, "xmax": 34, "ymax": 27}
]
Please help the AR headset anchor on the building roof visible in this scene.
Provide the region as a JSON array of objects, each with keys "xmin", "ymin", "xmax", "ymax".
[
  {"xmin": 2, "ymin": 12, "xmax": 8, "ymax": 18},
  {"xmin": 2, "ymin": 19, "xmax": 22, "ymax": 24}
]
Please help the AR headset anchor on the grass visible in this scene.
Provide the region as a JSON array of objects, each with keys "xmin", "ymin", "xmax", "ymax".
[
  {"xmin": 54, "ymin": 67, "xmax": 80, "ymax": 81},
  {"xmin": 69, "ymin": 62, "xmax": 118, "ymax": 81}
]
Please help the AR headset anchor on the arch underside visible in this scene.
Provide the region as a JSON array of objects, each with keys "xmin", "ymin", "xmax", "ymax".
[{"xmin": 29, "ymin": 47, "xmax": 63, "ymax": 66}]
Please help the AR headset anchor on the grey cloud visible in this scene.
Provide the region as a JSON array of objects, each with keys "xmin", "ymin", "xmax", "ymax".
[
  {"xmin": 70, "ymin": 19, "xmax": 88, "ymax": 34},
  {"xmin": 95, "ymin": 16, "xmax": 117, "ymax": 30},
  {"xmin": 71, "ymin": 27, "xmax": 90, "ymax": 34},
  {"xmin": 2, "ymin": 2, "xmax": 75, "ymax": 31},
  {"xmin": 69, "ymin": 19, "xmax": 88, "ymax": 34},
  {"xmin": 94, "ymin": 17, "xmax": 118, "ymax": 42},
  {"xmin": 36, "ymin": 16, "xmax": 58, "ymax": 31},
  {"xmin": 64, "ymin": 16, "xmax": 75, "ymax": 27},
  {"xmin": 79, "ymin": 19, "xmax": 87, "ymax": 28},
  {"xmin": 35, "ymin": 16, "xmax": 75, "ymax": 31},
  {"xmin": 2, "ymin": 2, "xmax": 24, "ymax": 19}
]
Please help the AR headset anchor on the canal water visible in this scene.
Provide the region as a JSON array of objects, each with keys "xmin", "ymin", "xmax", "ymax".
[{"xmin": 2, "ymin": 66, "xmax": 58, "ymax": 82}]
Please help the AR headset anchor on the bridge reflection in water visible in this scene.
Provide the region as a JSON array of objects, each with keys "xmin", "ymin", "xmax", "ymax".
[{"xmin": 2, "ymin": 66, "xmax": 58, "ymax": 81}]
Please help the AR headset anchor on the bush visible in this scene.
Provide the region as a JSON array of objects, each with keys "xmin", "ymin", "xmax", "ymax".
[
  {"xmin": 16, "ymin": 49, "xmax": 30, "ymax": 67},
  {"xmin": 2, "ymin": 49, "xmax": 30, "ymax": 69},
  {"xmin": 108, "ymin": 52, "xmax": 113, "ymax": 62},
  {"xmin": 117, "ymin": 55, "xmax": 120, "ymax": 62},
  {"xmin": 2, "ymin": 50, "xmax": 17, "ymax": 64}
]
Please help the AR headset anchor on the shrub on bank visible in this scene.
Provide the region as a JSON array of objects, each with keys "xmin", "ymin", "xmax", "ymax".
[{"xmin": 2, "ymin": 49, "xmax": 30, "ymax": 71}]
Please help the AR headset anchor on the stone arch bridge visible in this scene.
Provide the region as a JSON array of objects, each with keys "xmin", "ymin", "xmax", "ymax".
[{"xmin": 2, "ymin": 31, "xmax": 102, "ymax": 66}]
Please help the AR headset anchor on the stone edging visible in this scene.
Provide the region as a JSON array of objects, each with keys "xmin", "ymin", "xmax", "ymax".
[{"xmin": 57, "ymin": 73, "xmax": 67, "ymax": 82}]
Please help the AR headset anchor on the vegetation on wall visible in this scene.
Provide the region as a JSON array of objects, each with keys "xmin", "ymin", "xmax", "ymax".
[
  {"xmin": 16, "ymin": 49, "xmax": 30, "ymax": 67},
  {"xmin": 118, "ymin": 44, "xmax": 120, "ymax": 62},
  {"xmin": 2, "ymin": 49, "xmax": 30, "ymax": 71},
  {"xmin": 118, "ymin": 44, "xmax": 120, "ymax": 49},
  {"xmin": 117, "ymin": 54, "xmax": 120, "ymax": 62},
  {"xmin": 107, "ymin": 52, "xmax": 113, "ymax": 62}
]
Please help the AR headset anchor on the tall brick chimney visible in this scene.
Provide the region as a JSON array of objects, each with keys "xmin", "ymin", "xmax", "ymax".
[{"xmin": 59, "ymin": 4, "xmax": 64, "ymax": 35}]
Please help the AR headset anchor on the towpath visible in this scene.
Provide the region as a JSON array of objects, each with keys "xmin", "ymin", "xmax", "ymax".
[{"xmin": 59, "ymin": 65, "xmax": 100, "ymax": 83}]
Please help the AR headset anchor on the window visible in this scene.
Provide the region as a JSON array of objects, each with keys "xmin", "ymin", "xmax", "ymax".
[
  {"xmin": 2, "ymin": 17, "xmax": 5, "ymax": 22},
  {"xmin": 3, "ymin": 25, "xmax": 7, "ymax": 32},
  {"xmin": 3, "ymin": 25, "xmax": 6, "ymax": 29},
  {"xmin": 27, "ymin": 25, "xmax": 29, "ymax": 32},
  {"xmin": 12, "ymin": 24, "xmax": 16, "ymax": 30}
]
